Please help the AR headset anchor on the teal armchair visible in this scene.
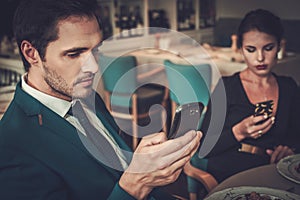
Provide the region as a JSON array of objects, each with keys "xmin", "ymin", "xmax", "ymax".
[
  {"xmin": 164, "ymin": 59, "xmax": 211, "ymax": 124},
  {"xmin": 164, "ymin": 60, "xmax": 217, "ymax": 200},
  {"xmin": 99, "ymin": 55, "xmax": 168, "ymax": 150}
]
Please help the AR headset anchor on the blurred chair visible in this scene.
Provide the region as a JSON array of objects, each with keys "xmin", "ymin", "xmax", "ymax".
[
  {"xmin": 99, "ymin": 55, "xmax": 168, "ymax": 150},
  {"xmin": 0, "ymin": 67, "xmax": 21, "ymax": 120},
  {"xmin": 183, "ymin": 158, "xmax": 218, "ymax": 200},
  {"xmin": 0, "ymin": 67, "xmax": 21, "ymax": 87},
  {"xmin": 0, "ymin": 85, "xmax": 15, "ymax": 119},
  {"xmin": 164, "ymin": 60, "xmax": 217, "ymax": 200},
  {"xmin": 164, "ymin": 60, "xmax": 211, "ymax": 120}
]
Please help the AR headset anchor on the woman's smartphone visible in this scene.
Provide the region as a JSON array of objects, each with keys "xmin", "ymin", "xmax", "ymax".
[
  {"xmin": 254, "ymin": 100, "xmax": 274, "ymax": 125},
  {"xmin": 168, "ymin": 102, "xmax": 204, "ymax": 139}
]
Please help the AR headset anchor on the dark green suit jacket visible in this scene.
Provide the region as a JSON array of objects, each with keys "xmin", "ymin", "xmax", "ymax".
[{"xmin": 0, "ymin": 82, "xmax": 174, "ymax": 200}]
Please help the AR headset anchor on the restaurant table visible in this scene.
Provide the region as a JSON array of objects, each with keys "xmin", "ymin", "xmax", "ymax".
[
  {"xmin": 127, "ymin": 46, "xmax": 300, "ymax": 91},
  {"xmin": 207, "ymin": 164, "xmax": 300, "ymax": 197},
  {"xmin": 2, "ymin": 44, "xmax": 300, "ymax": 92},
  {"xmin": 128, "ymin": 46, "xmax": 247, "ymax": 91}
]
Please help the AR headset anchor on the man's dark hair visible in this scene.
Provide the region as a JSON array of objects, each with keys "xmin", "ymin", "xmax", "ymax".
[
  {"xmin": 237, "ymin": 9, "xmax": 284, "ymax": 48},
  {"xmin": 13, "ymin": 0, "xmax": 98, "ymax": 72}
]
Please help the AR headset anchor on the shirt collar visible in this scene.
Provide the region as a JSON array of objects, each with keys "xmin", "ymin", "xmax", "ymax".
[{"xmin": 21, "ymin": 74, "xmax": 72, "ymax": 117}]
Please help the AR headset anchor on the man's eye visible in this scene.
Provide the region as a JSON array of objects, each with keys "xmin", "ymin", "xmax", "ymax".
[
  {"xmin": 92, "ymin": 48, "xmax": 99, "ymax": 56},
  {"xmin": 68, "ymin": 53, "xmax": 80, "ymax": 58},
  {"xmin": 246, "ymin": 47, "xmax": 255, "ymax": 53}
]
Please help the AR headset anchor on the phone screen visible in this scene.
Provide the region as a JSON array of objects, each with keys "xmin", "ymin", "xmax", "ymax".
[{"xmin": 168, "ymin": 102, "xmax": 204, "ymax": 139}]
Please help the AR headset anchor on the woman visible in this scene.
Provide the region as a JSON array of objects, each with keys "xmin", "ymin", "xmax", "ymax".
[{"xmin": 188, "ymin": 9, "xmax": 300, "ymax": 199}]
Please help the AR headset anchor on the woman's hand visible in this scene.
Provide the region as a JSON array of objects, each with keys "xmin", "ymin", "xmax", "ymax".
[
  {"xmin": 232, "ymin": 114, "xmax": 275, "ymax": 141},
  {"xmin": 266, "ymin": 145, "xmax": 295, "ymax": 163}
]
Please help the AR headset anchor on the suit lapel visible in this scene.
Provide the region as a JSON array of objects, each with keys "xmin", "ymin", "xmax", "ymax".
[
  {"xmin": 15, "ymin": 84, "xmax": 89, "ymax": 153},
  {"xmin": 14, "ymin": 83, "xmax": 122, "ymax": 178}
]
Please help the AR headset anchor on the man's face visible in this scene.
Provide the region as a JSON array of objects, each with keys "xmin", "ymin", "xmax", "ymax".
[{"xmin": 39, "ymin": 16, "xmax": 102, "ymax": 101}]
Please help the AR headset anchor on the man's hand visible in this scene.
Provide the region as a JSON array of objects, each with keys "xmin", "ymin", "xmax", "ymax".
[{"xmin": 119, "ymin": 130, "xmax": 202, "ymax": 200}]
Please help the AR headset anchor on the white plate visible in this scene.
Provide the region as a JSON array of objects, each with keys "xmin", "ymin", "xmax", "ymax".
[
  {"xmin": 277, "ymin": 154, "xmax": 300, "ymax": 184},
  {"xmin": 217, "ymin": 47, "xmax": 232, "ymax": 52},
  {"xmin": 205, "ymin": 186, "xmax": 300, "ymax": 200},
  {"xmin": 144, "ymin": 49, "xmax": 160, "ymax": 54},
  {"xmin": 286, "ymin": 52, "xmax": 296, "ymax": 57}
]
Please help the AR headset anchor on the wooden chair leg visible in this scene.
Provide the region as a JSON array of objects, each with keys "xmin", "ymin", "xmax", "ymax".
[
  {"xmin": 184, "ymin": 162, "xmax": 218, "ymax": 193},
  {"xmin": 104, "ymin": 91, "xmax": 111, "ymax": 111},
  {"xmin": 189, "ymin": 193, "xmax": 197, "ymax": 200},
  {"xmin": 132, "ymin": 94, "xmax": 138, "ymax": 150},
  {"xmin": 132, "ymin": 119, "xmax": 138, "ymax": 150},
  {"xmin": 171, "ymin": 101, "xmax": 177, "ymax": 119},
  {"xmin": 172, "ymin": 194, "xmax": 188, "ymax": 200},
  {"xmin": 161, "ymin": 101, "xmax": 168, "ymax": 134}
]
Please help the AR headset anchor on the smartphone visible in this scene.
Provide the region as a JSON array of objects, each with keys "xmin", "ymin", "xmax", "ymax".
[
  {"xmin": 254, "ymin": 100, "xmax": 274, "ymax": 124},
  {"xmin": 168, "ymin": 102, "xmax": 204, "ymax": 139}
]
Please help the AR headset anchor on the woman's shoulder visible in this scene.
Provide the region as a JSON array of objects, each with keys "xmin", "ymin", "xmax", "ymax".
[
  {"xmin": 221, "ymin": 72, "xmax": 241, "ymax": 86},
  {"xmin": 274, "ymin": 73, "xmax": 298, "ymax": 88},
  {"xmin": 213, "ymin": 73, "xmax": 242, "ymax": 97}
]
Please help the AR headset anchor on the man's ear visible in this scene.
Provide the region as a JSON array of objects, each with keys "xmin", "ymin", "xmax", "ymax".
[{"xmin": 20, "ymin": 40, "xmax": 41, "ymax": 66}]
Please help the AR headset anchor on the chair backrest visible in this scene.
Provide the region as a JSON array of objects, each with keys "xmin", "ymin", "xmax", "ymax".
[
  {"xmin": 0, "ymin": 66, "xmax": 21, "ymax": 119},
  {"xmin": 99, "ymin": 54, "xmax": 138, "ymax": 107},
  {"xmin": 0, "ymin": 67, "xmax": 22, "ymax": 87},
  {"xmin": 164, "ymin": 60, "xmax": 212, "ymax": 129},
  {"xmin": 164, "ymin": 60, "xmax": 212, "ymax": 106},
  {"xmin": 0, "ymin": 85, "xmax": 16, "ymax": 120}
]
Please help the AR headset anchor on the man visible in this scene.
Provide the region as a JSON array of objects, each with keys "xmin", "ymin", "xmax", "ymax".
[{"xmin": 0, "ymin": 0, "xmax": 201, "ymax": 199}]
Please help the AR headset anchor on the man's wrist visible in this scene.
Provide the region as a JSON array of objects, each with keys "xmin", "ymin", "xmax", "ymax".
[
  {"xmin": 119, "ymin": 171, "xmax": 152, "ymax": 200},
  {"xmin": 108, "ymin": 183, "xmax": 136, "ymax": 200}
]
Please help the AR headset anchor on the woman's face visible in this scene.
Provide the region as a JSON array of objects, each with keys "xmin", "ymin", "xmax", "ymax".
[{"xmin": 241, "ymin": 30, "xmax": 279, "ymax": 76}]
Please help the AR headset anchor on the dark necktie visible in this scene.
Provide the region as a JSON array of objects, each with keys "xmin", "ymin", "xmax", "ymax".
[{"xmin": 70, "ymin": 101, "xmax": 124, "ymax": 170}]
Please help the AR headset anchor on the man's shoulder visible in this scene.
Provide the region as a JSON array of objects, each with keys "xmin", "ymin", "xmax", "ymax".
[
  {"xmin": 0, "ymin": 88, "xmax": 46, "ymax": 140},
  {"xmin": 0, "ymin": 99, "xmax": 30, "ymax": 136}
]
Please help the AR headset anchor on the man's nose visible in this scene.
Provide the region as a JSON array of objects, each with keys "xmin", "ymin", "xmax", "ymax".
[{"xmin": 81, "ymin": 53, "xmax": 99, "ymax": 74}]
